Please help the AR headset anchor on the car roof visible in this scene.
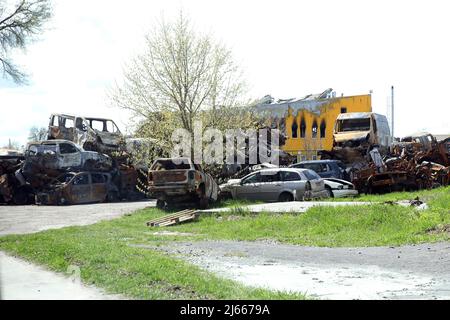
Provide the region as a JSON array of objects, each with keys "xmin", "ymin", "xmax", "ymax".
[
  {"xmin": 256, "ymin": 167, "xmax": 311, "ymax": 173},
  {"xmin": 28, "ymin": 139, "xmax": 77, "ymax": 145},
  {"xmin": 294, "ymin": 160, "xmax": 342, "ymax": 164}
]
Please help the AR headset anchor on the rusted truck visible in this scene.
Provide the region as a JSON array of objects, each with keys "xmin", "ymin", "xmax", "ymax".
[
  {"xmin": 148, "ymin": 157, "xmax": 218, "ymax": 209},
  {"xmin": 47, "ymin": 114, "xmax": 125, "ymax": 155}
]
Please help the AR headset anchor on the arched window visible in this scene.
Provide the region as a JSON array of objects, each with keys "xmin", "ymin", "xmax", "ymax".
[
  {"xmin": 300, "ymin": 118, "xmax": 306, "ymax": 138},
  {"xmin": 320, "ymin": 120, "xmax": 326, "ymax": 138},
  {"xmin": 291, "ymin": 118, "xmax": 298, "ymax": 138},
  {"xmin": 312, "ymin": 120, "xmax": 318, "ymax": 138}
]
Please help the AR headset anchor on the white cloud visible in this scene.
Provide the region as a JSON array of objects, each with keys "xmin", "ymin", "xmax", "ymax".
[{"xmin": 1, "ymin": 0, "xmax": 449, "ymax": 147}]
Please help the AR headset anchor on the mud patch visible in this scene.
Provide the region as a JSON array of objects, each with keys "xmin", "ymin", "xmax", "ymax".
[{"xmin": 427, "ymin": 224, "xmax": 450, "ymax": 235}]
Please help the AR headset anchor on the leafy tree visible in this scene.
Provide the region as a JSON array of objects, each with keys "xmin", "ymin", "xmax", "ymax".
[
  {"xmin": 28, "ymin": 125, "xmax": 47, "ymax": 141},
  {"xmin": 110, "ymin": 12, "xmax": 264, "ymax": 163},
  {"xmin": 0, "ymin": 0, "xmax": 52, "ymax": 83}
]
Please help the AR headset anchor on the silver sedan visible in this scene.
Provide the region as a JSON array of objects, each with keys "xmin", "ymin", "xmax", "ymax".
[{"xmin": 220, "ymin": 168, "xmax": 329, "ymax": 202}]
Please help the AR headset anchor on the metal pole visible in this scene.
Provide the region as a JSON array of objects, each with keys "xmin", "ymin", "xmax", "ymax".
[{"xmin": 391, "ymin": 86, "xmax": 394, "ymax": 138}]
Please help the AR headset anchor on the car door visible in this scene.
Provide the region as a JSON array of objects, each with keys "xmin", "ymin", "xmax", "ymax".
[
  {"xmin": 68, "ymin": 173, "xmax": 92, "ymax": 204},
  {"xmin": 91, "ymin": 173, "xmax": 107, "ymax": 203},
  {"xmin": 58, "ymin": 142, "xmax": 82, "ymax": 169},
  {"xmin": 281, "ymin": 170, "xmax": 305, "ymax": 200},
  {"xmin": 235, "ymin": 172, "xmax": 262, "ymax": 200},
  {"xmin": 319, "ymin": 163, "xmax": 334, "ymax": 179},
  {"xmin": 259, "ymin": 170, "xmax": 282, "ymax": 201}
]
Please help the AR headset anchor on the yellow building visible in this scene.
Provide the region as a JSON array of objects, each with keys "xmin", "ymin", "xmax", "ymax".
[{"xmin": 257, "ymin": 89, "xmax": 372, "ymax": 160}]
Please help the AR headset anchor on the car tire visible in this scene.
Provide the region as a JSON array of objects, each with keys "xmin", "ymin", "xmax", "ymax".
[
  {"xmin": 325, "ymin": 186, "xmax": 333, "ymax": 198},
  {"xmin": 278, "ymin": 192, "xmax": 294, "ymax": 202},
  {"xmin": 156, "ymin": 199, "xmax": 166, "ymax": 209}
]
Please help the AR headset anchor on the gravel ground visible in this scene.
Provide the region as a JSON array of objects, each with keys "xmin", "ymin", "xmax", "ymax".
[
  {"xmin": 146, "ymin": 240, "xmax": 450, "ymax": 300},
  {"xmin": 0, "ymin": 200, "xmax": 155, "ymax": 236}
]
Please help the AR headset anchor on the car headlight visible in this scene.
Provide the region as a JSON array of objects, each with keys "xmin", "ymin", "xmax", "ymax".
[{"xmin": 337, "ymin": 185, "xmax": 343, "ymax": 190}]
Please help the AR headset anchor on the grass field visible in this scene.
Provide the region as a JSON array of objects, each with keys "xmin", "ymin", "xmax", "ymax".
[{"xmin": 0, "ymin": 186, "xmax": 448, "ymax": 299}]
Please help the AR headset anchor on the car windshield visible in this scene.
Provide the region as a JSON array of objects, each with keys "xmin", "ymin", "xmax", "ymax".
[
  {"xmin": 151, "ymin": 159, "xmax": 192, "ymax": 170},
  {"xmin": 28, "ymin": 144, "xmax": 57, "ymax": 156},
  {"xmin": 303, "ymin": 169, "xmax": 321, "ymax": 180},
  {"xmin": 57, "ymin": 173, "xmax": 75, "ymax": 183},
  {"xmin": 337, "ymin": 118, "xmax": 371, "ymax": 132}
]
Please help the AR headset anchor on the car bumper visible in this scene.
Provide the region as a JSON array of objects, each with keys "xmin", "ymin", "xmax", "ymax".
[{"xmin": 332, "ymin": 189, "xmax": 359, "ymax": 198}]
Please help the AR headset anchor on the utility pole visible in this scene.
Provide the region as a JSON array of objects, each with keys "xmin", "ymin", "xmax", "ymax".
[{"xmin": 391, "ymin": 86, "xmax": 394, "ymax": 139}]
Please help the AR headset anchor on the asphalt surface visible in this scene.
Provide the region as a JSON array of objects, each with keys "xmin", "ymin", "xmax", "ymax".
[
  {"xmin": 0, "ymin": 252, "xmax": 122, "ymax": 300},
  {"xmin": 0, "ymin": 200, "xmax": 155, "ymax": 299},
  {"xmin": 148, "ymin": 240, "xmax": 450, "ymax": 300},
  {"xmin": 1, "ymin": 199, "xmax": 449, "ymax": 299},
  {"xmin": 0, "ymin": 200, "xmax": 155, "ymax": 236}
]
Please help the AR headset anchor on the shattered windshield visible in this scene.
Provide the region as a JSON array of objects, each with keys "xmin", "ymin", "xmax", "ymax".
[
  {"xmin": 27, "ymin": 144, "xmax": 57, "ymax": 156},
  {"xmin": 337, "ymin": 118, "xmax": 371, "ymax": 132}
]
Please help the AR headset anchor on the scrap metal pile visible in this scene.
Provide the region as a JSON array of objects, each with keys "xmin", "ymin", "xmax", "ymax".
[
  {"xmin": 0, "ymin": 114, "xmax": 148, "ymax": 205},
  {"xmin": 335, "ymin": 133, "xmax": 449, "ymax": 194}
]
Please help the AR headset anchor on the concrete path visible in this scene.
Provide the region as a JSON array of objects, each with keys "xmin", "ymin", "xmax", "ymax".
[
  {"xmin": 0, "ymin": 200, "xmax": 155, "ymax": 236},
  {"xmin": 150, "ymin": 240, "xmax": 450, "ymax": 300},
  {"xmin": 0, "ymin": 252, "xmax": 121, "ymax": 300},
  {"xmin": 203, "ymin": 201, "xmax": 372, "ymax": 214}
]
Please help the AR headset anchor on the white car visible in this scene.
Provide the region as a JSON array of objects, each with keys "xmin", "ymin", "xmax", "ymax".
[{"xmin": 323, "ymin": 178, "xmax": 358, "ymax": 198}]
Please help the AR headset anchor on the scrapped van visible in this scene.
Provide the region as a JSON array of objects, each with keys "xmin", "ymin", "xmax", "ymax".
[
  {"xmin": 333, "ymin": 112, "xmax": 392, "ymax": 149},
  {"xmin": 48, "ymin": 114, "xmax": 125, "ymax": 154}
]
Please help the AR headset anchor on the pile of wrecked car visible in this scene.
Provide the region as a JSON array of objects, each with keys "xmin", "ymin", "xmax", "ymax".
[{"xmin": 0, "ymin": 114, "xmax": 148, "ymax": 205}]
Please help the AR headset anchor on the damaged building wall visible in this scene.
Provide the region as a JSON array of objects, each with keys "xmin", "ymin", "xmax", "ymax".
[{"xmin": 256, "ymin": 90, "xmax": 372, "ymax": 161}]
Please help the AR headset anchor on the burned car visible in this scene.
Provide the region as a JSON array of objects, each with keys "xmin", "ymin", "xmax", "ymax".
[
  {"xmin": 333, "ymin": 112, "xmax": 391, "ymax": 149},
  {"xmin": 23, "ymin": 140, "xmax": 112, "ymax": 176},
  {"xmin": 148, "ymin": 157, "xmax": 219, "ymax": 209},
  {"xmin": 48, "ymin": 114, "xmax": 125, "ymax": 155},
  {"xmin": 0, "ymin": 152, "xmax": 28, "ymax": 204},
  {"xmin": 36, "ymin": 172, "xmax": 119, "ymax": 205}
]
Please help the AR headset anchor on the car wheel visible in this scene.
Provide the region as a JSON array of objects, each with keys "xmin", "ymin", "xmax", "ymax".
[
  {"xmin": 107, "ymin": 191, "xmax": 119, "ymax": 202},
  {"xmin": 325, "ymin": 186, "xmax": 333, "ymax": 198},
  {"xmin": 278, "ymin": 192, "xmax": 294, "ymax": 202},
  {"xmin": 156, "ymin": 199, "xmax": 166, "ymax": 209}
]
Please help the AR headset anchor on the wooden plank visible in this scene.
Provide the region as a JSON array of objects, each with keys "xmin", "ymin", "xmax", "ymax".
[
  {"xmin": 146, "ymin": 210, "xmax": 199, "ymax": 227},
  {"xmin": 146, "ymin": 210, "xmax": 195, "ymax": 225}
]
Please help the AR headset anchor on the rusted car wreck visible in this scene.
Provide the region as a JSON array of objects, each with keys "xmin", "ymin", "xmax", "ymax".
[
  {"xmin": 36, "ymin": 172, "xmax": 119, "ymax": 205},
  {"xmin": 345, "ymin": 133, "xmax": 449, "ymax": 193},
  {"xmin": 148, "ymin": 157, "xmax": 219, "ymax": 209}
]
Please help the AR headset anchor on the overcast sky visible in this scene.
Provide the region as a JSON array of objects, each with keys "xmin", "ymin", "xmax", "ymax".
[{"xmin": 1, "ymin": 0, "xmax": 449, "ymax": 147}]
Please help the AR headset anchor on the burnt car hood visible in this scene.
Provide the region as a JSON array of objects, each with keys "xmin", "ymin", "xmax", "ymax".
[{"xmin": 334, "ymin": 131, "xmax": 370, "ymax": 143}]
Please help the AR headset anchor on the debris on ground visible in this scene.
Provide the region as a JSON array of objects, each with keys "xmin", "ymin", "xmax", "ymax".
[
  {"xmin": 384, "ymin": 197, "xmax": 429, "ymax": 211},
  {"xmin": 146, "ymin": 209, "xmax": 199, "ymax": 227}
]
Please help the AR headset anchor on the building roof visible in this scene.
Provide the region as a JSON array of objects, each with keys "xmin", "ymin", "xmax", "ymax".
[{"xmin": 255, "ymin": 88, "xmax": 335, "ymax": 117}]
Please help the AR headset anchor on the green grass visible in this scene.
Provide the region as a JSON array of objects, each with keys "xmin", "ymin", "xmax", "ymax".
[
  {"xmin": 0, "ymin": 187, "xmax": 448, "ymax": 299},
  {"xmin": 167, "ymin": 186, "xmax": 450, "ymax": 247},
  {"xmin": 0, "ymin": 213, "xmax": 304, "ymax": 300}
]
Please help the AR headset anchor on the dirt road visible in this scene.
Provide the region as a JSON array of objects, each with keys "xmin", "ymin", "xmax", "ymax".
[
  {"xmin": 149, "ymin": 240, "xmax": 450, "ymax": 300},
  {"xmin": 0, "ymin": 200, "xmax": 155, "ymax": 236}
]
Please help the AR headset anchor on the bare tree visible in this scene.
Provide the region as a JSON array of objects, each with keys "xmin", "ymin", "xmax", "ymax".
[
  {"xmin": 28, "ymin": 125, "xmax": 47, "ymax": 141},
  {"xmin": 0, "ymin": 0, "xmax": 51, "ymax": 83},
  {"xmin": 110, "ymin": 12, "xmax": 260, "ymax": 156}
]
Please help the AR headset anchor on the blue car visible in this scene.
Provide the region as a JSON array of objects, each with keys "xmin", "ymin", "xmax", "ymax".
[{"xmin": 289, "ymin": 160, "xmax": 349, "ymax": 180}]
